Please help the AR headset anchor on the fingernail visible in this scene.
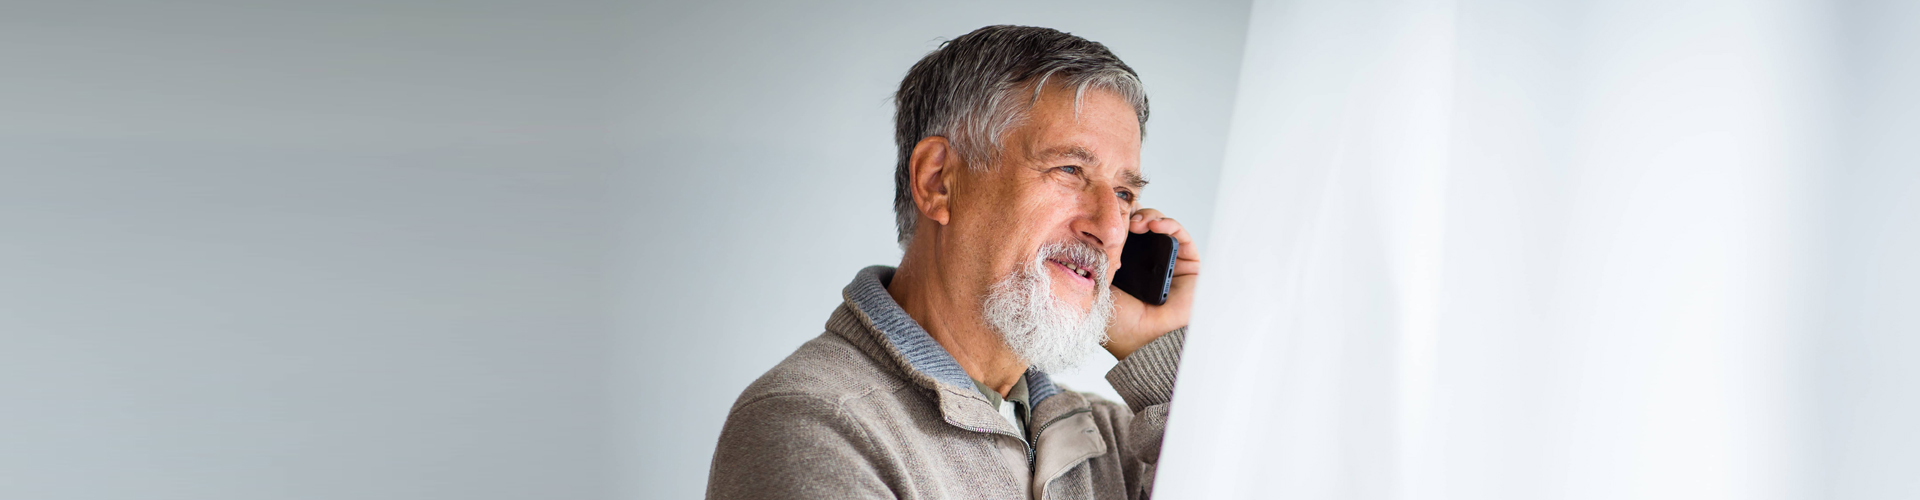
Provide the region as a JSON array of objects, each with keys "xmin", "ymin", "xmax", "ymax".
[{"xmin": 1131, "ymin": 213, "xmax": 1143, "ymax": 221}]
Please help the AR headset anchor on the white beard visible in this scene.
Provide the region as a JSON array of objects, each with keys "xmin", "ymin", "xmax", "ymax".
[{"xmin": 982, "ymin": 241, "xmax": 1115, "ymax": 373}]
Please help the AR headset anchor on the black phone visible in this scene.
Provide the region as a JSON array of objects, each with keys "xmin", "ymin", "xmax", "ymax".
[{"xmin": 1112, "ymin": 231, "xmax": 1178, "ymax": 305}]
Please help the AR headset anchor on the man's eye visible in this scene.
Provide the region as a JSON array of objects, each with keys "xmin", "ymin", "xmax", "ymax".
[
  {"xmin": 1057, "ymin": 166, "xmax": 1080, "ymax": 175},
  {"xmin": 1116, "ymin": 190, "xmax": 1135, "ymax": 203}
]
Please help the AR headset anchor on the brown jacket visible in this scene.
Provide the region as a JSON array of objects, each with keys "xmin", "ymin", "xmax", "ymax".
[{"xmin": 707, "ymin": 266, "xmax": 1183, "ymax": 499}]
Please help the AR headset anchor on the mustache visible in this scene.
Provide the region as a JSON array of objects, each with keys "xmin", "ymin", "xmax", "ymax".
[{"xmin": 1035, "ymin": 239, "xmax": 1109, "ymax": 282}]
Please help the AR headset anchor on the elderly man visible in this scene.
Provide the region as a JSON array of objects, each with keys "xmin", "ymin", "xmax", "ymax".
[{"xmin": 707, "ymin": 25, "xmax": 1199, "ymax": 499}]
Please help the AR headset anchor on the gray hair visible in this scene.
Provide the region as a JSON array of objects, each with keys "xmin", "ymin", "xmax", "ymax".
[{"xmin": 892, "ymin": 25, "xmax": 1150, "ymax": 247}]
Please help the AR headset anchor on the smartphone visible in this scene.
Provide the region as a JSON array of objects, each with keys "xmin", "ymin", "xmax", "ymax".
[{"xmin": 1112, "ymin": 231, "xmax": 1178, "ymax": 305}]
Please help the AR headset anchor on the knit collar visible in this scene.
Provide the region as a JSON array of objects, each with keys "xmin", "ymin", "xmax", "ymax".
[{"xmin": 838, "ymin": 265, "xmax": 1062, "ymax": 407}]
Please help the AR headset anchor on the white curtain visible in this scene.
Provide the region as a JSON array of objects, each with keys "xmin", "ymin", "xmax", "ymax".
[{"xmin": 1156, "ymin": 0, "xmax": 1919, "ymax": 499}]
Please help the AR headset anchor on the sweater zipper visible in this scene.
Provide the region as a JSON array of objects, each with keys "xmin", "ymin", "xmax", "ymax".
[
  {"xmin": 958, "ymin": 407, "xmax": 1092, "ymax": 473},
  {"xmin": 1025, "ymin": 408, "xmax": 1091, "ymax": 470},
  {"xmin": 1035, "ymin": 408, "xmax": 1091, "ymax": 436}
]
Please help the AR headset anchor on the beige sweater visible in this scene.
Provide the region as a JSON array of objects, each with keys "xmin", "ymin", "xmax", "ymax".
[{"xmin": 707, "ymin": 266, "xmax": 1184, "ymax": 499}]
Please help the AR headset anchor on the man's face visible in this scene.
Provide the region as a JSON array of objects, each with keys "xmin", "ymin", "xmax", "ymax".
[{"xmin": 948, "ymin": 84, "xmax": 1143, "ymax": 323}]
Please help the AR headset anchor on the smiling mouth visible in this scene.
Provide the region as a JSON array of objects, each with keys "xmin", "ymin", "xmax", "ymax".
[{"xmin": 1050, "ymin": 257, "xmax": 1095, "ymax": 280}]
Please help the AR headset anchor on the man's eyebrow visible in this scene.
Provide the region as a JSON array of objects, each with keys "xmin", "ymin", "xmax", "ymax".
[
  {"xmin": 1122, "ymin": 170, "xmax": 1150, "ymax": 189},
  {"xmin": 1036, "ymin": 145, "xmax": 1100, "ymax": 165}
]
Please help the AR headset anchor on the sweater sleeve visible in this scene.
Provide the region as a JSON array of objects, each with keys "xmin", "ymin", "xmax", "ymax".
[
  {"xmin": 1103, "ymin": 327, "xmax": 1186, "ymax": 499},
  {"xmin": 706, "ymin": 394, "xmax": 893, "ymax": 500}
]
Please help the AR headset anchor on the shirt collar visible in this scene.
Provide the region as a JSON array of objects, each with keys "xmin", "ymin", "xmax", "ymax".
[{"xmin": 972, "ymin": 375, "xmax": 1030, "ymax": 409}]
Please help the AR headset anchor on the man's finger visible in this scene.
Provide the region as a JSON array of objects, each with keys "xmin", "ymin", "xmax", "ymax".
[
  {"xmin": 1143, "ymin": 217, "xmax": 1199, "ymax": 262},
  {"xmin": 1129, "ymin": 208, "xmax": 1165, "ymax": 234}
]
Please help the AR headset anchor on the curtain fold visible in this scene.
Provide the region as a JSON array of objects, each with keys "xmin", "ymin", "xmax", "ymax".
[{"xmin": 1156, "ymin": 0, "xmax": 1919, "ymax": 498}]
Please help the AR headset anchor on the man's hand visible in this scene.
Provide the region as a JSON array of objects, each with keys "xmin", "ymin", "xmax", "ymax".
[{"xmin": 1105, "ymin": 208, "xmax": 1200, "ymax": 360}]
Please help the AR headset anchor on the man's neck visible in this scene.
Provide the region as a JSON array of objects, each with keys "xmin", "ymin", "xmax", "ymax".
[{"xmin": 886, "ymin": 247, "xmax": 1027, "ymax": 397}]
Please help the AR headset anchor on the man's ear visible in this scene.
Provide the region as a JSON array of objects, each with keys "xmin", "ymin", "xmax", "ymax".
[{"xmin": 908, "ymin": 136, "xmax": 958, "ymax": 227}]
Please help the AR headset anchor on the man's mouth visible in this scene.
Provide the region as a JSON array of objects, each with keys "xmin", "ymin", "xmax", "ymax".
[{"xmin": 1049, "ymin": 257, "xmax": 1095, "ymax": 281}]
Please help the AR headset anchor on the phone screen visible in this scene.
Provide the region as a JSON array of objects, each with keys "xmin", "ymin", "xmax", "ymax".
[{"xmin": 1112, "ymin": 231, "xmax": 1178, "ymax": 305}]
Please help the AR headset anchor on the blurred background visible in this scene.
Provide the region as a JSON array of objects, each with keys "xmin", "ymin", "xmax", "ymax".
[
  {"xmin": 2, "ymin": 1, "xmax": 1248, "ymax": 499},
  {"xmin": 11, "ymin": 1, "xmax": 1917, "ymax": 499}
]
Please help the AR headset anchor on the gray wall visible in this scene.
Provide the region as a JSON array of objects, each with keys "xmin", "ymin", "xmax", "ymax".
[
  {"xmin": 620, "ymin": 2, "xmax": 1248, "ymax": 498},
  {"xmin": 1816, "ymin": 0, "xmax": 1920, "ymax": 496},
  {"xmin": 1, "ymin": 1, "xmax": 1250, "ymax": 499},
  {"xmin": 2, "ymin": 1, "xmax": 624, "ymax": 499}
]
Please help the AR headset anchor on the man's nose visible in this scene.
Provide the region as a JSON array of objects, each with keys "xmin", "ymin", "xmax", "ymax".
[{"xmin": 1073, "ymin": 191, "xmax": 1129, "ymax": 251}]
